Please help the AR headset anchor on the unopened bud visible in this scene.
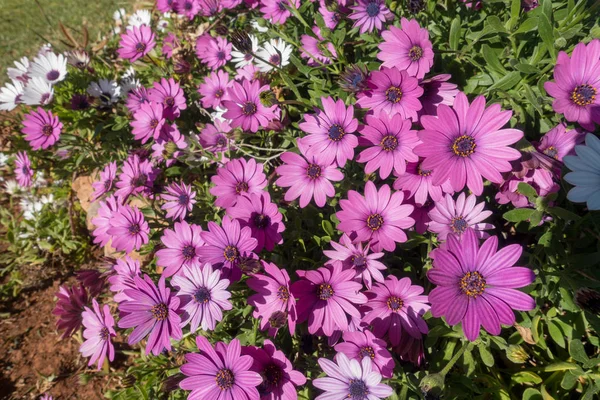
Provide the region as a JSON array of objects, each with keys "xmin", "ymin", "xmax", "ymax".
[{"xmin": 420, "ymin": 373, "xmax": 445, "ymax": 399}]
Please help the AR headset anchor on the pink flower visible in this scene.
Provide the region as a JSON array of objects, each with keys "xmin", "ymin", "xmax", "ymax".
[
  {"xmin": 148, "ymin": 78, "xmax": 187, "ymax": 119},
  {"xmin": 21, "ymin": 107, "xmax": 62, "ymax": 150},
  {"xmin": 175, "ymin": 0, "xmax": 201, "ymax": 19},
  {"xmin": 419, "ymin": 74, "xmax": 459, "ymax": 117},
  {"xmin": 200, "ymin": 119, "xmax": 234, "ymax": 156},
  {"xmin": 222, "ymin": 79, "xmax": 280, "ymax": 133},
  {"xmin": 15, "ymin": 151, "xmax": 33, "ymax": 187},
  {"xmin": 53, "ymin": 284, "xmax": 89, "ymax": 338},
  {"xmin": 210, "ymin": 158, "xmax": 267, "ymax": 208},
  {"xmin": 117, "ymin": 25, "xmax": 156, "ymax": 62},
  {"xmin": 196, "ymin": 35, "xmax": 232, "ymax": 70},
  {"xmin": 156, "ymin": 221, "xmax": 205, "ymax": 277},
  {"xmin": 107, "ymin": 203, "xmax": 150, "ymax": 253},
  {"xmin": 300, "ymin": 26, "xmax": 337, "ymax": 66},
  {"xmin": 198, "ymin": 70, "xmax": 232, "ymax": 109},
  {"xmin": 108, "ymin": 256, "xmax": 141, "ymax": 303},
  {"xmin": 260, "ymin": 0, "xmax": 299, "ymax": 24},
  {"xmin": 393, "ymin": 160, "xmax": 454, "ymax": 206},
  {"xmin": 91, "ymin": 195, "xmax": 121, "ymax": 247},
  {"xmin": 162, "ymin": 33, "xmax": 179, "ymax": 59},
  {"xmin": 334, "ymin": 330, "xmax": 395, "ymax": 378},
  {"xmin": 161, "ymin": 181, "xmax": 197, "ymax": 221},
  {"xmin": 92, "ymin": 162, "xmax": 118, "ymax": 201},
  {"xmin": 428, "ymin": 193, "xmax": 494, "ymax": 241},
  {"xmin": 80, "ymin": 299, "xmax": 116, "ymax": 370},
  {"xmin": 114, "ymin": 154, "xmax": 159, "ymax": 199},
  {"xmin": 131, "ymin": 102, "xmax": 166, "ymax": 144},
  {"xmin": 126, "ymin": 86, "xmax": 150, "ymax": 114},
  {"xmin": 348, "ymin": 0, "xmax": 392, "ymax": 34}
]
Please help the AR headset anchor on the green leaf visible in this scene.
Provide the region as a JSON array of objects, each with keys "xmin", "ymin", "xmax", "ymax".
[
  {"xmin": 547, "ymin": 320, "xmax": 565, "ymax": 348},
  {"xmin": 486, "ymin": 16, "xmax": 508, "ymax": 34},
  {"xmin": 515, "ymin": 17, "xmax": 539, "ymax": 34},
  {"xmin": 509, "ymin": 0, "xmax": 521, "ymax": 30},
  {"xmin": 518, "ymin": 182, "xmax": 538, "ymax": 202},
  {"xmin": 515, "ymin": 63, "xmax": 542, "ymax": 74},
  {"xmin": 512, "ymin": 371, "xmax": 543, "ymax": 385},
  {"xmin": 523, "ymin": 388, "xmax": 543, "ymax": 400},
  {"xmin": 569, "ymin": 339, "xmax": 589, "ymax": 364},
  {"xmin": 548, "ymin": 207, "xmax": 582, "ymax": 221},
  {"xmin": 538, "ymin": 13, "xmax": 556, "ymax": 58},
  {"xmin": 321, "ymin": 220, "xmax": 334, "ymax": 237},
  {"xmin": 478, "ymin": 343, "xmax": 494, "ymax": 367},
  {"xmin": 482, "ymin": 44, "xmax": 506, "ymax": 74},
  {"xmin": 543, "ymin": 362, "xmax": 580, "ymax": 372},
  {"xmin": 561, "ymin": 371, "xmax": 579, "ymax": 390},
  {"xmin": 449, "ymin": 16, "xmax": 461, "ymax": 51},
  {"xmin": 504, "ymin": 208, "xmax": 535, "ymax": 222},
  {"xmin": 489, "ymin": 71, "xmax": 522, "ymax": 91},
  {"xmin": 529, "ymin": 210, "xmax": 543, "ymax": 228}
]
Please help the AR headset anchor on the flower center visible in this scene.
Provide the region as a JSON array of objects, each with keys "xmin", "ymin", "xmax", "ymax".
[
  {"xmin": 217, "ymin": 51, "xmax": 226, "ymax": 60},
  {"xmin": 359, "ymin": 346, "xmax": 375, "ymax": 360},
  {"xmin": 184, "ymin": 1, "xmax": 193, "ymax": 10},
  {"xmin": 366, "ymin": 213, "xmax": 384, "ymax": 231},
  {"xmin": 215, "ymin": 368, "xmax": 235, "ymax": 390},
  {"xmin": 348, "ymin": 379, "xmax": 369, "ymax": 399},
  {"xmin": 328, "ymin": 124, "xmax": 345, "ymax": 141},
  {"xmin": 242, "ymin": 101, "xmax": 257, "ymax": 115},
  {"xmin": 244, "ymin": 53, "xmax": 253, "ymax": 61},
  {"xmin": 215, "ymin": 89, "xmax": 224, "ymax": 98},
  {"xmin": 543, "ymin": 146, "xmax": 558, "ymax": 160},
  {"xmin": 571, "ymin": 84, "xmax": 597, "ymax": 106},
  {"xmin": 149, "ymin": 118, "xmax": 159, "ymax": 129},
  {"xmin": 100, "ymin": 92, "xmax": 112, "ymax": 104},
  {"xmin": 135, "ymin": 42, "xmax": 147, "ymax": 53},
  {"xmin": 128, "ymin": 224, "xmax": 141, "ymax": 235},
  {"xmin": 277, "ymin": 285, "xmax": 290, "ymax": 301},
  {"xmin": 418, "ymin": 165, "xmax": 432, "ymax": 176},
  {"xmin": 318, "ymin": 283, "xmax": 335, "ymax": 300},
  {"xmin": 270, "ymin": 54, "xmax": 281, "ymax": 64},
  {"xmin": 42, "ymin": 124, "xmax": 53, "ymax": 136},
  {"xmin": 459, "ymin": 271, "xmax": 486, "ymax": 298},
  {"xmin": 235, "ymin": 181, "xmax": 249, "ymax": 193},
  {"xmin": 366, "ymin": 1, "xmax": 380, "ymax": 17},
  {"xmin": 216, "ymin": 135, "xmax": 227, "ymax": 147},
  {"xmin": 223, "ymin": 245, "xmax": 239, "ymax": 261},
  {"xmin": 263, "ymin": 364, "xmax": 283, "ymax": 386},
  {"xmin": 178, "ymin": 193, "xmax": 189, "ymax": 205},
  {"xmin": 194, "ymin": 286, "xmax": 211, "ymax": 303},
  {"xmin": 22, "ymin": 166, "xmax": 30, "ymax": 175},
  {"xmin": 269, "ymin": 310, "xmax": 287, "ymax": 327},
  {"xmin": 99, "ymin": 327, "xmax": 110, "ymax": 340},
  {"xmin": 386, "ymin": 296, "xmax": 403, "ymax": 311},
  {"xmin": 306, "ymin": 164, "xmax": 322, "ymax": 179},
  {"xmin": 450, "ymin": 216, "xmax": 468, "ymax": 234},
  {"xmin": 408, "ymin": 45, "xmax": 423, "ymax": 61},
  {"xmin": 46, "ymin": 70, "xmax": 60, "ymax": 81},
  {"xmin": 151, "ymin": 303, "xmax": 169, "ymax": 321},
  {"xmin": 452, "ymin": 135, "xmax": 476, "ymax": 157},
  {"xmin": 182, "ymin": 244, "xmax": 196, "ymax": 260},
  {"xmin": 380, "ymin": 135, "xmax": 398, "ymax": 151},
  {"xmin": 165, "ymin": 96, "xmax": 175, "ymax": 107},
  {"xmin": 278, "ymin": 0, "xmax": 287, "ymax": 11},
  {"xmin": 385, "ymin": 86, "xmax": 403, "ymax": 103},
  {"xmin": 351, "ymin": 254, "xmax": 367, "ymax": 269},
  {"xmin": 252, "ymin": 213, "xmax": 271, "ymax": 229}
]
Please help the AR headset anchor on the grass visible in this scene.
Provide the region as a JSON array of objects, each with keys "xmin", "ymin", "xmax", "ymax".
[{"xmin": 0, "ymin": 0, "xmax": 137, "ymax": 84}]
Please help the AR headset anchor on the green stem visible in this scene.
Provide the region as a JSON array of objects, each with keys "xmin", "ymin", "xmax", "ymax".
[{"xmin": 440, "ymin": 341, "xmax": 474, "ymax": 376}]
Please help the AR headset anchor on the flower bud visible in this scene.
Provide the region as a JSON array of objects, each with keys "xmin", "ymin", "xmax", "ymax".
[{"xmin": 420, "ymin": 373, "xmax": 445, "ymax": 399}]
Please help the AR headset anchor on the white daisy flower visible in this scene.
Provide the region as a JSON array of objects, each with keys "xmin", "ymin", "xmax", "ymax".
[
  {"xmin": 157, "ymin": 19, "xmax": 169, "ymax": 32},
  {"xmin": 20, "ymin": 198, "xmax": 43, "ymax": 221},
  {"xmin": 0, "ymin": 80, "xmax": 24, "ymax": 111},
  {"xmin": 22, "ymin": 77, "xmax": 54, "ymax": 106},
  {"xmin": 40, "ymin": 194, "xmax": 54, "ymax": 205},
  {"xmin": 231, "ymin": 34, "xmax": 259, "ymax": 68},
  {"xmin": 38, "ymin": 43, "xmax": 53, "ymax": 57},
  {"xmin": 113, "ymin": 8, "xmax": 127, "ymax": 22},
  {"xmin": 251, "ymin": 20, "xmax": 269, "ymax": 33},
  {"xmin": 0, "ymin": 153, "xmax": 8, "ymax": 167},
  {"xmin": 564, "ymin": 133, "xmax": 600, "ymax": 210},
  {"xmin": 32, "ymin": 171, "xmax": 46, "ymax": 188},
  {"xmin": 113, "ymin": 26, "xmax": 122, "ymax": 35},
  {"xmin": 4, "ymin": 180, "xmax": 20, "ymax": 195},
  {"xmin": 87, "ymin": 79, "xmax": 121, "ymax": 106},
  {"xmin": 67, "ymin": 49, "xmax": 90, "ymax": 69},
  {"xmin": 211, "ymin": 106, "xmax": 228, "ymax": 122},
  {"xmin": 255, "ymin": 39, "xmax": 293, "ymax": 72},
  {"xmin": 29, "ymin": 52, "xmax": 68, "ymax": 84},
  {"xmin": 7, "ymin": 57, "xmax": 30, "ymax": 83},
  {"xmin": 128, "ymin": 9, "xmax": 152, "ymax": 28}
]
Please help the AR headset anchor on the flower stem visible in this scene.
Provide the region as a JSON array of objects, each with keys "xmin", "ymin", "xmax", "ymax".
[{"xmin": 440, "ymin": 341, "xmax": 475, "ymax": 376}]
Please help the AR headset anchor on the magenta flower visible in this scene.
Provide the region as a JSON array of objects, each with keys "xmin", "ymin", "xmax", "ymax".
[
  {"xmin": 291, "ymin": 264, "xmax": 367, "ymax": 337},
  {"xmin": 156, "ymin": 221, "xmax": 204, "ymax": 277},
  {"xmin": 392, "ymin": 333, "xmax": 424, "ymax": 366},
  {"xmin": 179, "ymin": 336, "xmax": 262, "ymax": 399},
  {"xmin": 242, "ymin": 339, "xmax": 307, "ymax": 399},
  {"xmin": 356, "ymin": 112, "xmax": 420, "ymax": 179},
  {"xmin": 544, "ymin": 40, "xmax": 600, "ymax": 131},
  {"xmin": 91, "ymin": 195, "xmax": 120, "ymax": 247},
  {"xmin": 210, "ymin": 158, "xmax": 267, "ymax": 208},
  {"xmin": 336, "ymin": 181, "xmax": 414, "ymax": 252},
  {"xmin": 378, "ymin": 18, "xmax": 434, "ymax": 79},
  {"xmin": 410, "ymin": 200, "xmax": 433, "ymax": 234},
  {"xmin": 356, "ymin": 66, "xmax": 423, "ymax": 120},
  {"xmin": 393, "ymin": 160, "xmax": 454, "ymax": 206},
  {"xmin": 107, "ymin": 203, "xmax": 150, "ymax": 253},
  {"xmin": 162, "ymin": 32, "xmax": 179, "ymax": 59},
  {"xmin": 300, "ymin": 26, "xmax": 337, "ymax": 66},
  {"xmin": 495, "ymin": 168, "xmax": 557, "ymax": 208},
  {"xmin": 126, "ymin": 86, "xmax": 150, "ymax": 114},
  {"xmin": 313, "ymin": 353, "xmax": 393, "ymax": 400},
  {"xmin": 319, "ymin": 2, "xmax": 340, "ymax": 30},
  {"xmin": 247, "ymin": 261, "xmax": 298, "ymax": 336},
  {"xmin": 298, "ymin": 96, "xmax": 359, "ymax": 167},
  {"xmin": 131, "ymin": 101, "xmax": 165, "ymax": 144},
  {"xmin": 117, "ymin": 25, "xmax": 156, "ymax": 62},
  {"xmin": 200, "ymin": 119, "xmax": 233, "ymax": 156},
  {"xmin": 108, "ymin": 256, "xmax": 141, "ymax": 303},
  {"xmin": 419, "ymin": 74, "xmax": 459, "ymax": 117},
  {"xmin": 199, "ymin": 216, "xmax": 258, "ymax": 281},
  {"xmin": 196, "ymin": 36, "xmax": 232, "ymax": 70},
  {"xmin": 80, "ymin": 299, "xmax": 116, "ymax": 370},
  {"xmin": 323, "ymin": 234, "xmax": 386, "ymax": 290},
  {"xmin": 152, "ymin": 123, "xmax": 188, "ymax": 166},
  {"xmin": 222, "ymin": 79, "xmax": 280, "ymax": 133},
  {"xmin": 176, "ymin": 0, "xmax": 201, "ymax": 19},
  {"xmin": 21, "ymin": 107, "xmax": 62, "ymax": 150},
  {"xmin": 349, "ymin": 0, "xmax": 392, "ymax": 34},
  {"xmin": 91, "ymin": 161, "xmax": 117, "ymax": 201},
  {"xmin": 157, "ymin": 0, "xmax": 176, "ymax": 12},
  {"xmin": 53, "ymin": 284, "xmax": 89, "ymax": 338},
  {"xmin": 114, "ymin": 154, "xmax": 158, "ymax": 199},
  {"xmin": 334, "ymin": 330, "xmax": 395, "ymax": 378},
  {"xmin": 15, "ymin": 151, "xmax": 33, "ymax": 187},
  {"xmin": 118, "ymin": 275, "xmax": 182, "ymax": 355},
  {"xmin": 428, "ymin": 192, "xmax": 494, "ymax": 241},
  {"xmin": 428, "ymin": 229, "xmax": 536, "ymax": 341},
  {"xmin": 171, "ymin": 264, "xmax": 232, "ymax": 332},
  {"xmin": 161, "ymin": 181, "xmax": 197, "ymax": 221},
  {"xmin": 148, "ymin": 78, "xmax": 187, "ymax": 119},
  {"xmin": 260, "ymin": 0, "xmax": 299, "ymax": 24},
  {"xmin": 227, "ymin": 191, "xmax": 284, "ymax": 252},
  {"xmin": 414, "ymin": 92, "xmax": 523, "ymax": 195},
  {"xmin": 361, "ymin": 275, "xmax": 430, "ymax": 346},
  {"xmin": 198, "ymin": 70, "xmax": 232, "ymax": 109},
  {"xmin": 536, "ymin": 123, "xmax": 584, "ymax": 163}
]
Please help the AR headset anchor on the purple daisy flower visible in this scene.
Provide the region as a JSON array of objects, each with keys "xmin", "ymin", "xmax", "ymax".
[
  {"xmin": 298, "ymin": 96, "xmax": 359, "ymax": 167},
  {"xmin": 180, "ymin": 336, "xmax": 262, "ymax": 399},
  {"xmin": 199, "ymin": 216, "xmax": 258, "ymax": 281},
  {"xmin": 53, "ymin": 284, "xmax": 89, "ymax": 338},
  {"xmin": 176, "ymin": 0, "xmax": 201, "ymax": 19},
  {"xmin": 171, "ymin": 264, "xmax": 232, "ymax": 331},
  {"xmin": 428, "ymin": 229, "xmax": 536, "ymax": 341},
  {"xmin": 162, "ymin": 32, "xmax": 179, "ymax": 59},
  {"xmin": 197, "ymin": 36, "xmax": 232, "ymax": 70},
  {"xmin": 356, "ymin": 112, "xmax": 420, "ymax": 179},
  {"xmin": 414, "ymin": 92, "xmax": 523, "ymax": 195},
  {"xmin": 157, "ymin": 0, "xmax": 176, "ymax": 12},
  {"xmin": 378, "ymin": 17, "xmax": 434, "ymax": 79},
  {"xmin": 227, "ymin": 191, "xmax": 285, "ymax": 252},
  {"xmin": 247, "ymin": 261, "xmax": 298, "ymax": 336},
  {"xmin": 161, "ymin": 181, "xmax": 197, "ymax": 221},
  {"xmin": 275, "ymin": 142, "xmax": 344, "ymax": 208},
  {"xmin": 117, "ymin": 25, "xmax": 156, "ymax": 63},
  {"xmin": 535, "ymin": 123, "xmax": 584, "ymax": 163},
  {"xmin": 91, "ymin": 195, "xmax": 121, "ymax": 247},
  {"xmin": 544, "ymin": 40, "xmax": 600, "ymax": 131},
  {"xmin": 210, "ymin": 158, "xmax": 267, "ymax": 208},
  {"xmin": 156, "ymin": 221, "xmax": 205, "ymax": 277},
  {"xmin": 152, "ymin": 123, "xmax": 188, "ymax": 166},
  {"xmin": 91, "ymin": 161, "xmax": 118, "ymax": 201},
  {"xmin": 419, "ymin": 74, "xmax": 459, "ymax": 117},
  {"xmin": 393, "ymin": 160, "xmax": 454, "ymax": 206},
  {"xmin": 361, "ymin": 275, "xmax": 430, "ymax": 347},
  {"xmin": 131, "ymin": 101, "xmax": 166, "ymax": 144},
  {"xmin": 21, "ymin": 107, "xmax": 62, "ymax": 150},
  {"xmin": 126, "ymin": 86, "xmax": 150, "ymax": 114},
  {"xmin": 300, "ymin": 26, "xmax": 337, "ymax": 66},
  {"xmin": 313, "ymin": 353, "xmax": 393, "ymax": 400},
  {"xmin": 222, "ymin": 79, "xmax": 280, "ymax": 133},
  {"xmin": 260, "ymin": 0, "xmax": 299, "ymax": 24},
  {"xmin": 200, "ymin": 119, "xmax": 233, "ymax": 156},
  {"xmin": 336, "ymin": 181, "xmax": 414, "ymax": 253},
  {"xmin": 334, "ymin": 330, "xmax": 395, "ymax": 379},
  {"xmin": 108, "ymin": 256, "xmax": 141, "ymax": 303},
  {"xmin": 114, "ymin": 154, "xmax": 158, "ymax": 199},
  {"xmin": 349, "ymin": 0, "xmax": 392, "ymax": 34},
  {"xmin": 15, "ymin": 151, "xmax": 33, "ymax": 187},
  {"xmin": 107, "ymin": 203, "xmax": 150, "ymax": 253},
  {"xmin": 148, "ymin": 78, "xmax": 187, "ymax": 119},
  {"xmin": 410, "ymin": 200, "xmax": 433, "ymax": 234},
  {"xmin": 198, "ymin": 70, "xmax": 232, "ymax": 109},
  {"xmin": 392, "ymin": 333, "xmax": 424, "ymax": 366},
  {"xmin": 80, "ymin": 299, "xmax": 116, "ymax": 370},
  {"xmin": 118, "ymin": 275, "xmax": 182, "ymax": 355},
  {"xmin": 428, "ymin": 192, "xmax": 494, "ymax": 241},
  {"xmin": 356, "ymin": 66, "xmax": 423, "ymax": 121},
  {"xmin": 291, "ymin": 264, "xmax": 367, "ymax": 337},
  {"xmin": 242, "ymin": 339, "xmax": 307, "ymax": 399},
  {"xmin": 319, "ymin": 1, "xmax": 341, "ymax": 30}
]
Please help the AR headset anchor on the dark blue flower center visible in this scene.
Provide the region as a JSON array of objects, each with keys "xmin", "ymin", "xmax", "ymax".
[
  {"xmin": 452, "ymin": 135, "xmax": 476, "ymax": 157},
  {"xmin": 367, "ymin": 213, "xmax": 384, "ymax": 230},
  {"xmin": 571, "ymin": 84, "xmax": 597, "ymax": 106},
  {"xmin": 386, "ymin": 296, "xmax": 403, "ymax": 311},
  {"xmin": 99, "ymin": 327, "xmax": 110, "ymax": 340},
  {"xmin": 216, "ymin": 368, "xmax": 235, "ymax": 390},
  {"xmin": 252, "ymin": 212, "xmax": 271, "ymax": 229},
  {"xmin": 328, "ymin": 123, "xmax": 345, "ymax": 141},
  {"xmin": 216, "ymin": 135, "xmax": 227, "ymax": 147},
  {"xmin": 385, "ymin": 86, "xmax": 403, "ymax": 103},
  {"xmin": 223, "ymin": 245, "xmax": 239, "ymax": 261},
  {"xmin": 46, "ymin": 70, "xmax": 60, "ymax": 81},
  {"xmin": 270, "ymin": 54, "xmax": 281, "ymax": 64},
  {"xmin": 194, "ymin": 286, "xmax": 211, "ymax": 303},
  {"xmin": 381, "ymin": 135, "xmax": 398, "ymax": 151},
  {"xmin": 165, "ymin": 96, "xmax": 175, "ymax": 107},
  {"xmin": 178, "ymin": 193, "xmax": 189, "ymax": 205},
  {"xmin": 348, "ymin": 379, "xmax": 369, "ymax": 399},
  {"xmin": 128, "ymin": 224, "xmax": 141, "ymax": 235},
  {"xmin": 366, "ymin": 1, "xmax": 380, "ymax": 17},
  {"xmin": 182, "ymin": 244, "xmax": 196, "ymax": 260},
  {"xmin": 352, "ymin": 254, "xmax": 367, "ymax": 268},
  {"xmin": 214, "ymin": 89, "xmax": 224, "ymax": 98},
  {"xmin": 242, "ymin": 101, "xmax": 257, "ymax": 115},
  {"xmin": 409, "ymin": 45, "xmax": 423, "ymax": 61},
  {"xmin": 42, "ymin": 124, "xmax": 53, "ymax": 136},
  {"xmin": 151, "ymin": 303, "xmax": 169, "ymax": 321},
  {"xmin": 100, "ymin": 92, "xmax": 112, "ymax": 104},
  {"xmin": 217, "ymin": 51, "xmax": 226, "ymax": 60},
  {"xmin": 318, "ymin": 283, "xmax": 334, "ymax": 300},
  {"xmin": 306, "ymin": 164, "xmax": 322, "ymax": 179},
  {"xmin": 460, "ymin": 271, "xmax": 486, "ymax": 297},
  {"xmin": 278, "ymin": 0, "xmax": 287, "ymax": 11},
  {"xmin": 263, "ymin": 363, "xmax": 283, "ymax": 386},
  {"xmin": 135, "ymin": 42, "xmax": 147, "ymax": 53},
  {"xmin": 451, "ymin": 216, "xmax": 468, "ymax": 234}
]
